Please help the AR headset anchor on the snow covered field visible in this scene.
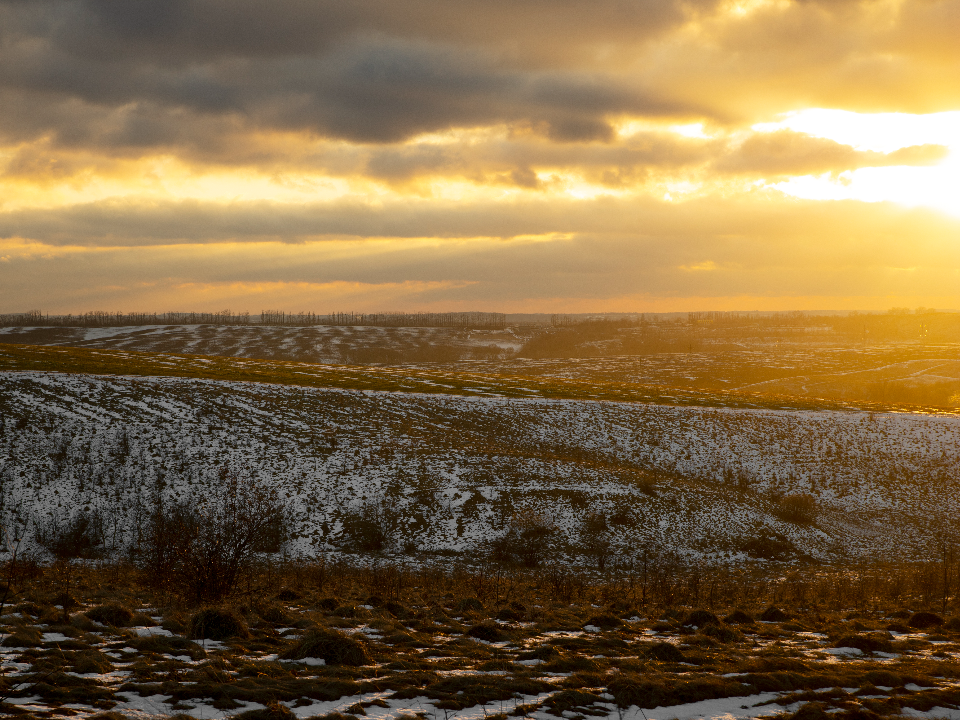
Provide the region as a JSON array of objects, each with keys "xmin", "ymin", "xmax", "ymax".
[
  {"xmin": 3, "ymin": 353, "xmax": 960, "ymax": 720},
  {"xmin": 4, "ymin": 324, "xmax": 959, "ymax": 408},
  {"xmin": 2, "ymin": 370, "xmax": 958, "ymax": 562},
  {"xmin": 0, "ymin": 324, "xmax": 525, "ymax": 365}
]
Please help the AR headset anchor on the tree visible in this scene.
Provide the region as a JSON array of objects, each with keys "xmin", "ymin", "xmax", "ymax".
[{"xmin": 34, "ymin": 510, "xmax": 107, "ymax": 561}]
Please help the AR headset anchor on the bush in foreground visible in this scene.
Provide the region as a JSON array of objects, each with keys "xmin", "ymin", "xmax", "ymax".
[
  {"xmin": 188, "ymin": 607, "xmax": 250, "ymax": 641},
  {"xmin": 280, "ymin": 627, "xmax": 370, "ymax": 666}
]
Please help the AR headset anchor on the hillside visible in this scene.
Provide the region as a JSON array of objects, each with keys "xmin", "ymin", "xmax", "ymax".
[{"xmin": 2, "ymin": 369, "xmax": 958, "ymax": 564}]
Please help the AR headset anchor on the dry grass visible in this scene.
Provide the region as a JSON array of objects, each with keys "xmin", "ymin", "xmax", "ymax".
[
  {"xmin": 2, "ymin": 559, "xmax": 960, "ymax": 719},
  {"xmin": 0, "ymin": 341, "xmax": 923, "ymax": 413}
]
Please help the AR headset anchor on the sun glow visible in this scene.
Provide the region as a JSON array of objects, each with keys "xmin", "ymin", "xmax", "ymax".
[{"xmin": 755, "ymin": 110, "xmax": 960, "ymax": 217}]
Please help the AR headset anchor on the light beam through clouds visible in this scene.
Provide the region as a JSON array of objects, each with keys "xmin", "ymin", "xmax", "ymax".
[{"xmin": 756, "ymin": 110, "xmax": 960, "ymax": 217}]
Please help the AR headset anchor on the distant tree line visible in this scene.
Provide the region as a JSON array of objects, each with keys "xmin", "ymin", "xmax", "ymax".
[
  {"xmin": 0, "ymin": 310, "xmax": 252, "ymax": 328},
  {"xmin": 0, "ymin": 310, "xmax": 506, "ymax": 330},
  {"xmin": 4, "ymin": 307, "xmax": 957, "ymax": 342},
  {"xmin": 261, "ymin": 311, "xmax": 506, "ymax": 329}
]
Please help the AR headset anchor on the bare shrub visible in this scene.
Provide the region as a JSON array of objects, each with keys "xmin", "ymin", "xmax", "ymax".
[
  {"xmin": 489, "ymin": 509, "xmax": 555, "ymax": 567},
  {"xmin": 34, "ymin": 509, "xmax": 107, "ymax": 560},
  {"xmin": 775, "ymin": 494, "xmax": 818, "ymax": 525},
  {"xmin": 741, "ymin": 529, "xmax": 797, "ymax": 561},
  {"xmin": 339, "ymin": 498, "xmax": 397, "ymax": 553},
  {"xmin": 137, "ymin": 470, "xmax": 290, "ymax": 605},
  {"xmin": 608, "ymin": 507, "xmax": 636, "ymax": 526},
  {"xmin": 0, "ymin": 511, "xmax": 41, "ymax": 617},
  {"xmin": 579, "ymin": 511, "xmax": 613, "ymax": 571}
]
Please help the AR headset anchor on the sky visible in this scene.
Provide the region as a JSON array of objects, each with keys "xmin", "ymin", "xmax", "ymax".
[{"xmin": 1, "ymin": 0, "xmax": 959, "ymax": 314}]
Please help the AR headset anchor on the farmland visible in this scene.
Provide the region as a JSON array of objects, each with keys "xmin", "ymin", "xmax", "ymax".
[
  {"xmin": 3, "ymin": 323, "xmax": 959, "ymax": 409},
  {"xmin": 2, "ymin": 325, "xmax": 960, "ymax": 720},
  {"xmin": 1, "ymin": 356, "xmax": 958, "ymax": 563}
]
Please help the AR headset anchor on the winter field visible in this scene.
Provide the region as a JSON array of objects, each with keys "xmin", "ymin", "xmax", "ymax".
[
  {"xmin": 3, "ymin": 323, "xmax": 959, "ymax": 408},
  {"xmin": 0, "ymin": 325, "xmax": 525, "ymax": 366},
  {"xmin": 1, "ymin": 367, "xmax": 959, "ymax": 563},
  {"xmin": 2, "ymin": 330, "xmax": 960, "ymax": 720}
]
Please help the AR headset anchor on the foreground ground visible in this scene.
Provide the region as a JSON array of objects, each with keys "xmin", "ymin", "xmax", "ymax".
[{"xmin": 4, "ymin": 563, "xmax": 960, "ymax": 720}]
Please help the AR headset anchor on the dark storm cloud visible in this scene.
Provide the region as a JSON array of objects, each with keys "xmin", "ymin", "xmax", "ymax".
[
  {"xmin": 42, "ymin": 0, "xmax": 693, "ymax": 62},
  {"xmin": 0, "ymin": 0, "xmax": 703, "ymax": 147},
  {"xmin": 0, "ymin": 40, "xmax": 676, "ymax": 146},
  {"xmin": 248, "ymin": 40, "xmax": 654, "ymax": 143},
  {"xmin": 2, "ymin": 0, "xmax": 959, "ymax": 157}
]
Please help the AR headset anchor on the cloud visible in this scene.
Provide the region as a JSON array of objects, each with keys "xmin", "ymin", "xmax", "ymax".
[
  {"xmin": 1, "ymin": 0, "xmax": 958, "ymax": 314},
  {"xmin": 680, "ymin": 260, "xmax": 719, "ymax": 272},
  {"xmin": 3, "ymin": 193, "xmax": 960, "ymax": 252},
  {"xmin": 0, "ymin": 1, "xmax": 706, "ymax": 149},
  {"xmin": 1, "ymin": 0, "xmax": 957, "ymax": 158},
  {"xmin": 714, "ymin": 131, "xmax": 949, "ymax": 177},
  {"xmin": 2, "ymin": 197, "xmax": 960, "ymax": 313},
  {"xmin": 0, "ymin": 43, "xmax": 681, "ymax": 148},
  {"xmin": 138, "ymin": 279, "xmax": 475, "ymax": 313},
  {"xmin": 3, "ymin": 125, "xmax": 941, "ymax": 196},
  {"xmin": 28, "ymin": 0, "xmax": 700, "ymax": 63},
  {"xmin": 641, "ymin": 0, "xmax": 960, "ymax": 120},
  {"xmin": 2, "ymin": 195, "xmax": 959, "ymax": 311}
]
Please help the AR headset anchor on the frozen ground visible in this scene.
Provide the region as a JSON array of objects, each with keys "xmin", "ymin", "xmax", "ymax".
[
  {"xmin": 4, "ymin": 580, "xmax": 960, "ymax": 720},
  {"xmin": 3, "ymin": 324, "xmax": 959, "ymax": 408},
  {"xmin": 0, "ymin": 325, "xmax": 526, "ymax": 364},
  {"xmin": 1, "ymin": 371, "xmax": 958, "ymax": 562}
]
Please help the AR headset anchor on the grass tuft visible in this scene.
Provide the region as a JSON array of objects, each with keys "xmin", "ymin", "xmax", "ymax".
[
  {"xmin": 760, "ymin": 606, "xmax": 789, "ymax": 622},
  {"xmin": 682, "ymin": 609, "xmax": 720, "ymax": 627},
  {"xmin": 232, "ymin": 704, "xmax": 298, "ymax": 720},
  {"xmin": 188, "ymin": 607, "xmax": 250, "ymax": 641},
  {"xmin": 279, "ymin": 627, "xmax": 370, "ymax": 666},
  {"xmin": 832, "ymin": 634, "xmax": 893, "ymax": 653},
  {"xmin": 1, "ymin": 626, "xmax": 42, "ymax": 647},
  {"xmin": 646, "ymin": 642, "xmax": 685, "ymax": 663},
  {"xmin": 584, "ymin": 614, "xmax": 622, "ymax": 629},
  {"xmin": 908, "ymin": 611, "xmax": 944, "ymax": 629},
  {"xmin": 85, "ymin": 603, "xmax": 134, "ymax": 627},
  {"xmin": 466, "ymin": 622, "xmax": 504, "ymax": 642}
]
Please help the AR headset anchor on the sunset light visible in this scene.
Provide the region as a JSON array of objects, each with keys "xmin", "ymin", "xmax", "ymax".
[
  {"xmin": 5, "ymin": 4, "xmax": 960, "ymax": 712},
  {"xmin": 0, "ymin": 0, "xmax": 958, "ymax": 313},
  {"xmin": 757, "ymin": 110, "xmax": 960, "ymax": 217}
]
